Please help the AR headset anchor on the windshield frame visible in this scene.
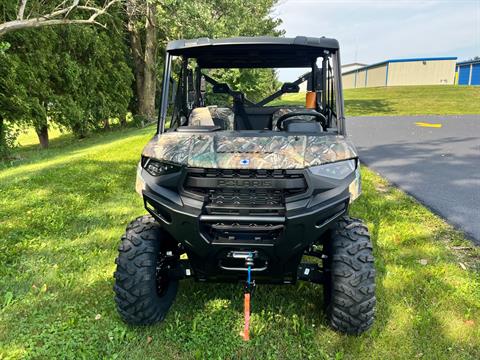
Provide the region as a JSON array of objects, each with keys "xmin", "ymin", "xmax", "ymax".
[{"xmin": 157, "ymin": 49, "xmax": 345, "ymax": 135}]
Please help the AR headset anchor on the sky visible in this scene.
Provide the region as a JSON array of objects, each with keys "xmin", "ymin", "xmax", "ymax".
[{"xmin": 274, "ymin": 0, "xmax": 480, "ymax": 81}]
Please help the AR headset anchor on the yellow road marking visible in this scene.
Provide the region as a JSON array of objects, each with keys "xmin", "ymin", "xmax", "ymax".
[{"xmin": 415, "ymin": 122, "xmax": 442, "ymax": 128}]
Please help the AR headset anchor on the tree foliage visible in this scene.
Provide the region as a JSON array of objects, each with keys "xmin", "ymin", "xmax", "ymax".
[
  {"xmin": 208, "ymin": 68, "xmax": 281, "ymax": 104},
  {"xmin": 156, "ymin": 0, "xmax": 282, "ymax": 40},
  {"xmin": 0, "ymin": 47, "xmax": 28, "ymax": 157},
  {"xmin": 126, "ymin": 0, "xmax": 283, "ymax": 120},
  {"xmin": 0, "ymin": 0, "xmax": 283, "ymax": 157},
  {"xmin": 158, "ymin": 0, "xmax": 284, "ymax": 102},
  {"xmin": 0, "ymin": 5, "xmax": 132, "ymax": 152}
]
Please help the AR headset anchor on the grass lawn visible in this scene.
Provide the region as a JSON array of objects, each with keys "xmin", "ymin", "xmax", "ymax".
[
  {"xmin": 275, "ymin": 85, "xmax": 480, "ymax": 116},
  {"xmin": 0, "ymin": 126, "xmax": 479, "ymax": 359}
]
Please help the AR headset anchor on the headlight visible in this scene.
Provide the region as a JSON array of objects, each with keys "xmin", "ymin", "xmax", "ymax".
[
  {"xmin": 309, "ymin": 159, "xmax": 356, "ymax": 179},
  {"xmin": 309, "ymin": 159, "xmax": 362, "ymax": 202},
  {"xmin": 142, "ymin": 157, "xmax": 181, "ymax": 176}
]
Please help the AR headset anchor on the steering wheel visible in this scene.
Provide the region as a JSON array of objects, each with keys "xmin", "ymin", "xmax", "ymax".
[{"xmin": 276, "ymin": 110, "xmax": 327, "ymax": 130}]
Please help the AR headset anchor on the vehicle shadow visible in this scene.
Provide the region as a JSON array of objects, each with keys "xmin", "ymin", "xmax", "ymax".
[{"xmin": 345, "ymin": 99, "xmax": 395, "ymax": 116}]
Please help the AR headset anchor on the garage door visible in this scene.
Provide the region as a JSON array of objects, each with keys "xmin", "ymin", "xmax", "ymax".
[
  {"xmin": 458, "ymin": 65, "xmax": 471, "ymax": 85},
  {"xmin": 470, "ymin": 64, "xmax": 480, "ymax": 85}
]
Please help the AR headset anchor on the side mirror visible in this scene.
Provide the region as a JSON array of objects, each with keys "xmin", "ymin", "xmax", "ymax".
[{"xmin": 281, "ymin": 82, "xmax": 300, "ymax": 93}]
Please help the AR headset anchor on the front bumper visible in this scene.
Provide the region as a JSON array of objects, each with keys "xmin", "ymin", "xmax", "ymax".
[{"xmin": 139, "ymin": 165, "xmax": 355, "ymax": 283}]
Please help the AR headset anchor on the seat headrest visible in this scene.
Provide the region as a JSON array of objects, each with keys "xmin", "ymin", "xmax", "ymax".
[{"xmin": 189, "ymin": 107, "xmax": 215, "ymax": 127}]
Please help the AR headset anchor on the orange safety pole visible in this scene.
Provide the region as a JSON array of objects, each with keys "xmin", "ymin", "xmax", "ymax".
[{"xmin": 243, "ymin": 292, "xmax": 251, "ymax": 341}]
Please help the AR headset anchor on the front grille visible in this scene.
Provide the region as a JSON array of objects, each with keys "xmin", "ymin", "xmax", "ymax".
[
  {"xmin": 184, "ymin": 168, "xmax": 307, "ymax": 242},
  {"xmin": 185, "ymin": 168, "xmax": 306, "ymax": 195},
  {"xmin": 207, "ymin": 188, "xmax": 284, "ymax": 215}
]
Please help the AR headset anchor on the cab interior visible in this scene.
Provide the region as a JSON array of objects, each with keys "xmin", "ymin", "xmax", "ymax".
[{"xmin": 162, "ymin": 48, "xmax": 340, "ymax": 135}]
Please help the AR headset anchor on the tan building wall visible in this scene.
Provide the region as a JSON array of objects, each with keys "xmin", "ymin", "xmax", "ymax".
[
  {"xmin": 366, "ymin": 65, "xmax": 387, "ymax": 87},
  {"xmin": 356, "ymin": 70, "xmax": 366, "ymax": 88},
  {"xmin": 387, "ymin": 60, "xmax": 456, "ymax": 86},
  {"xmin": 343, "ymin": 72, "xmax": 356, "ymax": 89}
]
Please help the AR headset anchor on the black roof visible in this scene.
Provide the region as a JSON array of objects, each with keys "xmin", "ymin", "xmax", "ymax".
[{"xmin": 166, "ymin": 36, "xmax": 339, "ymax": 68}]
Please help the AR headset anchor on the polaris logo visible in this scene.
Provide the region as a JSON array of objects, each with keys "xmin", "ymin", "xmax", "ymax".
[{"xmin": 217, "ymin": 179, "xmax": 274, "ymax": 188}]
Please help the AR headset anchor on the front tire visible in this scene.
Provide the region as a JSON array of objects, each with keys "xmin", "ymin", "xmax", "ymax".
[
  {"xmin": 114, "ymin": 215, "xmax": 178, "ymax": 325},
  {"xmin": 323, "ymin": 216, "xmax": 376, "ymax": 334}
]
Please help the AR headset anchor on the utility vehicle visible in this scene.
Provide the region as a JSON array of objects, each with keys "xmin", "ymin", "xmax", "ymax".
[{"xmin": 114, "ymin": 36, "xmax": 376, "ymax": 335}]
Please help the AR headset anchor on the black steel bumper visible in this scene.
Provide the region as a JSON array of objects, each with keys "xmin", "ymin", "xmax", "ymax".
[{"xmin": 141, "ymin": 167, "xmax": 354, "ymax": 284}]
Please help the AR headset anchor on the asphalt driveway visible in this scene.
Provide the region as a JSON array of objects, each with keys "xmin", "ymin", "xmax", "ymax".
[{"xmin": 346, "ymin": 115, "xmax": 480, "ymax": 244}]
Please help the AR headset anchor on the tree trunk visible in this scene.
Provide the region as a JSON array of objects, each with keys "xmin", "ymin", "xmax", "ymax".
[
  {"xmin": 127, "ymin": 14, "xmax": 145, "ymax": 115},
  {"xmin": 0, "ymin": 115, "xmax": 7, "ymax": 158},
  {"xmin": 140, "ymin": 2, "xmax": 158, "ymax": 123},
  {"xmin": 103, "ymin": 118, "xmax": 110, "ymax": 130},
  {"xmin": 36, "ymin": 124, "xmax": 49, "ymax": 149},
  {"xmin": 126, "ymin": 0, "xmax": 158, "ymax": 124},
  {"xmin": 119, "ymin": 114, "xmax": 127, "ymax": 127}
]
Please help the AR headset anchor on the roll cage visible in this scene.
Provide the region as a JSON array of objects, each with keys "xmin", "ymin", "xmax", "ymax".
[{"xmin": 157, "ymin": 36, "xmax": 346, "ymax": 135}]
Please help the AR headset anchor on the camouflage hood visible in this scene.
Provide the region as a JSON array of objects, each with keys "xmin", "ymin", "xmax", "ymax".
[{"xmin": 142, "ymin": 132, "xmax": 358, "ymax": 170}]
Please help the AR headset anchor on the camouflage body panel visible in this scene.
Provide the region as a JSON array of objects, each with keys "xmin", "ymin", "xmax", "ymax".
[{"xmin": 142, "ymin": 132, "xmax": 357, "ymax": 169}]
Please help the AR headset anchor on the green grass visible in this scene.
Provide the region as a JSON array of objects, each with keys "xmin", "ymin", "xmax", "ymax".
[
  {"xmin": 274, "ymin": 85, "xmax": 480, "ymax": 116},
  {"xmin": 15, "ymin": 125, "xmax": 66, "ymax": 148},
  {"xmin": 1, "ymin": 126, "xmax": 479, "ymax": 359}
]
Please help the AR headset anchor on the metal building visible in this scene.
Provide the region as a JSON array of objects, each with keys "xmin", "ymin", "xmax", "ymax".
[
  {"xmin": 341, "ymin": 62, "xmax": 367, "ymax": 74},
  {"xmin": 342, "ymin": 57, "xmax": 457, "ymax": 89},
  {"xmin": 456, "ymin": 59, "xmax": 480, "ymax": 86}
]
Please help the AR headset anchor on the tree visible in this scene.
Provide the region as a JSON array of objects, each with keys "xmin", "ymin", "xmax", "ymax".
[
  {"xmin": 0, "ymin": 0, "xmax": 119, "ymax": 37},
  {"xmin": 0, "ymin": 0, "xmax": 127, "ymax": 156},
  {"xmin": 0, "ymin": 13, "xmax": 132, "ymax": 151},
  {"xmin": 208, "ymin": 68, "xmax": 281, "ymax": 103},
  {"xmin": 0, "ymin": 46, "xmax": 28, "ymax": 157},
  {"xmin": 126, "ymin": 0, "xmax": 158, "ymax": 123},
  {"xmin": 167, "ymin": 0, "xmax": 283, "ymax": 104},
  {"xmin": 125, "ymin": 0, "xmax": 283, "ymax": 122},
  {"xmin": 49, "ymin": 25, "xmax": 133, "ymax": 139}
]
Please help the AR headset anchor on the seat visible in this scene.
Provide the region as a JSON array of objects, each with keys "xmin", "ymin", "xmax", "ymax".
[
  {"xmin": 209, "ymin": 106, "xmax": 235, "ymax": 130},
  {"xmin": 188, "ymin": 107, "xmax": 215, "ymax": 127}
]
